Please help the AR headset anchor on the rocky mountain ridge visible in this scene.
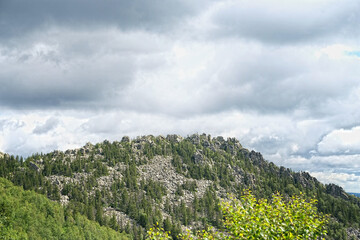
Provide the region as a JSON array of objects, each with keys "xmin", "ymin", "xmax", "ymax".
[
  {"xmin": 37, "ymin": 134, "xmax": 334, "ymax": 201},
  {"xmin": 0, "ymin": 134, "xmax": 359, "ymax": 239}
]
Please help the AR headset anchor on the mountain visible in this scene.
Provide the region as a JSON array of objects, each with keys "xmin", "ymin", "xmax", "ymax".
[
  {"xmin": 349, "ymin": 192, "xmax": 360, "ymax": 198},
  {"xmin": 0, "ymin": 134, "xmax": 360, "ymax": 239}
]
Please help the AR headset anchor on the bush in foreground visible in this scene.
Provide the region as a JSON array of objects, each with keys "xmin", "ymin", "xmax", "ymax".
[{"xmin": 148, "ymin": 190, "xmax": 328, "ymax": 240}]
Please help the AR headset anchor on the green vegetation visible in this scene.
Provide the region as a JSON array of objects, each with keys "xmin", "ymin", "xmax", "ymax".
[
  {"xmin": 147, "ymin": 190, "xmax": 328, "ymax": 239},
  {"xmin": 0, "ymin": 177, "xmax": 129, "ymax": 239},
  {"xmin": 0, "ymin": 134, "xmax": 359, "ymax": 239},
  {"xmin": 221, "ymin": 191, "xmax": 328, "ymax": 239}
]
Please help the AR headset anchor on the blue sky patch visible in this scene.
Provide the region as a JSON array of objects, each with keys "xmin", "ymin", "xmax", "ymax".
[{"xmin": 346, "ymin": 51, "xmax": 360, "ymax": 57}]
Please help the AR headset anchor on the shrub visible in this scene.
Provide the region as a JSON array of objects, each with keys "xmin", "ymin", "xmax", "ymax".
[
  {"xmin": 146, "ymin": 190, "xmax": 328, "ymax": 240},
  {"xmin": 221, "ymin": 190, "xmax": 328, "ymax": 239}
]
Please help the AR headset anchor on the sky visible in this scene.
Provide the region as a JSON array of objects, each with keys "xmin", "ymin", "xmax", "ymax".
[{"xmin": 0, "ymin": 0, "xmax": 360, "ymax": 193}]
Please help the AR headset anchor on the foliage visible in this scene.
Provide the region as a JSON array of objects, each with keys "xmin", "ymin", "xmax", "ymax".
[
  {"xmin": 147, "ymin": 223, "xmax": 172, "ymax": 240},
  {"xmin": 146, "ymin": 191, "xmax": 328, "ymax": 240},
  {"xmin": 220, "ymin": 190, "xmax": 328, "ymax": 239},
  {"xmin": 0, "ymin": 177, "xmax": 129, "ymax": 240}
]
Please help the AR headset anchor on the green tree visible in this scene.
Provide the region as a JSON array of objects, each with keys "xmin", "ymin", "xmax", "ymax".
[
  {"xmin": 220, "ymin": 190, "xmax": 328, "ymax": 239},
  {"xmin": 146, "ymin": 190, "xmax": 328, "ymax": 240}
]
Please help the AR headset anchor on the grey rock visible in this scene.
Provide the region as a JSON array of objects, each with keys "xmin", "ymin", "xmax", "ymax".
[
  {"xmin": 85, "ymin": 142, "xmax": 94, "ymax": 149},
  {"xmin": 53, "ymin": 150, "xmax": 62, "ymax": 156},
  {"xmin": 202, "ymin": 140, "xmax": 210, "ymax": 148},
  {"xmin": 29, "ymin": 162, "xmax": 40, "ymax": 172},
  {"xmin": 347, "ymin": 227, "xmax": 360, "ymax": 239},
  {"xmin": 189, "ymin": 134, "xmax": 200, "ymax": 145},
  {"xmin": 96, "ymin": 148, "xmax": 103, "ymax": 155},
  {"xmin": 193, "ymin": 150, "xmax": 204, "ymax": 164},
  {"xmin": 293, "ymin": 171, "xmax": 318, "ymax": 190},
  {"xmin": 326, "ymin": 183, "xmax": 349, "ymax": 200},
  {"xmin": 215, "ymin": 136, "xmax": 225, "ymax": 143},
  {"xmin": 121, "ymin": 136, "xmax": 130, "ymax": 143},
  {"xmin": 166, "ymin": 134, "xmax": 183, "ymax": 143},
  {"xmin": 80, "ymin": 148, "xmax": 86, "ymax": 154},
  {"xmin": 157, "ymin": 135, "xmax": 166, "ymax": 141},
  {"xmin": 227, "ymin": 137, "xmax": 242, "ymax": 149}
]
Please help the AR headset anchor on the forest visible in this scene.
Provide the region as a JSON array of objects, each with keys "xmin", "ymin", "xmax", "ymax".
[{"xmin": 0, "ymin": 134, "xmax": 359, "ymax": 239}]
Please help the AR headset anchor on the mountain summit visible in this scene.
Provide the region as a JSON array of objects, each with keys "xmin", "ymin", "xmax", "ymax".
[{"xmin": 0, "ymin": 134, "xmax": 359, "ymax": 239}]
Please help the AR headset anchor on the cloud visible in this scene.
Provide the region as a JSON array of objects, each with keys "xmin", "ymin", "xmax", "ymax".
[
  {"xmin": 0, "ymin": 29, "xmax": 169, "ymax": 110},
  {"xmin": 284, "ymin": 154, "xmax": 360, "ymax": 172},
  {"xmin": 117, "ymin": 41, "xmax": 360, "ymax": 117},
  {"xmin": 0, "ymin": 119, "xmax": 25, "ymax": 131},
  {"xmin": 208, "ymin": 0, "xmax": 360, "ymax": 43},
  {"xmin": 318, "ymin": 126, "xmax": 360, "ymax": 154},
  {"xmin": 33, "ymin": 117, "xmax": 60, "ymax": 135},
  {"xmin": 0, "ymin": 0, "xmax": 213, "ymax": 40},
  {"xmin": 310, "ymin": 172, "xmax": 360, "ymax": 193},
  {"xmin": 263, "ymin": 153, "xmax": 360, "ymax": 192},
  {"xmin": 1, "ymin": 3, "xmax": 360, "ymax": 117},
  {"xmin": 0, "ymin": 112, "xmax": 89, "ymax": 156}
]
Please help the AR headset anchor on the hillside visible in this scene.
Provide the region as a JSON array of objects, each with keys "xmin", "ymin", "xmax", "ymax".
[
  {"xmin": 0, "ymin": 177, "xmax": 129, "ymax": 239},
  {"xmin": 0, "ymin": 134, "xmax": 360, "ymax": 239}
]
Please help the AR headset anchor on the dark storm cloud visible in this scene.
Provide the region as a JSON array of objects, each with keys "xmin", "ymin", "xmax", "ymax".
[
  {"xmin": 0, "ymin": 46, "xmax": 135, "ymax": 109},
  {"xmin": 0, "ymin": 0, "xmax": 213, "ymax": 39},
  {"xmin": 210, "ymin": 0, "xmax": 360, "ymax": 43}
]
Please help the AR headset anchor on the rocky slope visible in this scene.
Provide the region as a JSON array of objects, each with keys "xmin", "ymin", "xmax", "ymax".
[{"xmin": 1, "ymin": 134, "xmax": 359, "ymax": 239}]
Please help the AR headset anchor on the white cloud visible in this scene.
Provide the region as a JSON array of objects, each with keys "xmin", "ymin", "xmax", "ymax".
[
  {"xmin": 316, "ymin": 44, "xmax": 353, "ymax": 59},
  {"xmin": 0, "ymin": 112, "xmax": 88, "ymax": 156},
  {"xmin": 310, "ymin": 172, "xmax": 360, "ymax": 193},
  {"xmin": 318, "ymin": 126, "xmax": 360, "ymax": 154}
]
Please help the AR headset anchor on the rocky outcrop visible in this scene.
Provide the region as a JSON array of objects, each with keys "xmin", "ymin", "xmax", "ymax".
[
  {"xmin": 97, "ymin": 165, "xmax": 124, "ymax": 189},
  {"xmin": 104, "ymin": 207, "xmax": 137, "ymax": 228},
  {"xmin": 189, "ymin": 134, "xmax": 200, "ymax": 145},
  {"xmin": 326, "ymin": 183, "xmax": 349, "ymax": 200},
  {"xmin": 279, "ymin": 166, "xmax": 292, "ymax": 178},
  {"xmin": 121, "ymin": 136, "xmax": 130, "ymax": 143},
  {"xmin": 138, "ymin": 156, "xmax": 213, "ymax": 204},
  {"xmin": 166, "ymin": 134, "xmax": 183, "ymax": 143},
  {"xmin": 347, "ymin": 227, "xmax": 360, "ymax": 239},
  {"xmin": 293, "ymin": 172, "xmax": 319, "ymax": 190},
  {"xmin": 29, "ymin": 162, "xmax": 40, "ymax": 172},
  {"xmin": 240, "ymin": 149, "xmax": 269, "ymax": 169},
  {"xmin": 193, "ymin": 150, "xmax": 205, "ymax": 164},
  {"xmin": 132, "ymin": 135, "xmax": 156, "ymax": 151}
]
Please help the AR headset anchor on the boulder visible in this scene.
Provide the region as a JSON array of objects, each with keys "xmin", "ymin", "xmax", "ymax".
[
  {"xmin": 193, "ymin": 150, "xmax": 204, "ymax": 164},
  {"xmin": 166, "ymin": 134, "xmax": 183, "ymax": 143},
  {"xmin": 189, "ymin": 134, "xmax": 200, "ymax": 145},
  {"xmin": 29, "ymin": 162, "xmax": 40, "ymax": 172}
]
